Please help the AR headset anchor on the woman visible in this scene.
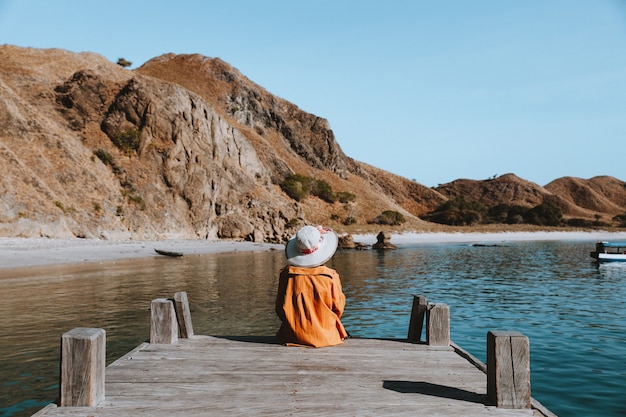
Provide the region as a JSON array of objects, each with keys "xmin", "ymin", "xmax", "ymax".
[{"xmin": 275, "ymin": 225, "xmax": 348, "ymax": 347}]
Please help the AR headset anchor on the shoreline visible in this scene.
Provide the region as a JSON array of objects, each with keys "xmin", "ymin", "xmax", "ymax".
[{"xmin": 1, "ymin": 230, "xmax": 626, "ymax": 272}]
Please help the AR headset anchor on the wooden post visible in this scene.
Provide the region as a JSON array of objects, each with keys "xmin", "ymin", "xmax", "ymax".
[
  {"xmin": 407, "ymin": 295, "xmax": 427, "ymax": 341},
  {"xmin": 150, "ymin": 298, "xmax": 179, "ymax": 344},
  {"xmin": 426, "ymin": 303, "xmax": 450, "ymax": 346},
  {"xmin": 487, "ymin": 331, "xmax": 531, "ymax": 408},
  {"xmin": 174, "ymin": 291, "xmax": 194, "ymax": 338},
  {"xmin": 59, "ymin": 327, "xmax": 105, "ymax": 407}
]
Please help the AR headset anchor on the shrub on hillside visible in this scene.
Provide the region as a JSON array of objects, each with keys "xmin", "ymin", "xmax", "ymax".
[
  {"xmin": 280, "ymin": 174, "xmax": 312, "ymax": 201},
  {"xmin": 280, "ymin": 174, "xmax": 355, "ymax": 204},
  {"xmin": 371, "ymin": 210, "xmax": 406, "ymax": 226},
  {"xmin": 286, "ymin": 218, "xmax": 300, "ymax": 229},
  {"xmin": 486, "ymin": 204, "xmax": 511, "ymax": 224},
  {"xmin": 505, "ymin": 205, "xmax": 527, "ymax": 224},
  {"xmin": 116, "ymin": 58, "xmax": 132, "ymax": 67},
  {"xmin": 566, "ymin": 218, "xmax": 596, "ymax": 227},
  {"xmin": 421, "ymin": 197, "xmax": 486, "ymax": 226},
  {"xmin": 612, "ymin": 213, "xmax": 626, "ymax": 227},
  {"xmin": 311, "ymin": 179, "xmax": 336, "ymax": 203},
  {"xmin": 127, "ymin": 194, "xmax": 146, "ymax": 211},
  {"xmin": 343, "ymin": 216, "xmax": 356, "ymax": 225},
  {"xmin": 111, "ymin": 128, "xmax": 141, "ymax": 155},
  {"xmin": 421, "ymin": 198, "xmax": 564, "ymax": 227},
  {"xmin": 94, "ymin": 148, "xmax": 114, "ymax": 165},
  {"xmin": 523, "ymin": 201, "xmax": 562, "ymax": 226},
  {"xmin": 93, "ymin": 148, "xmax": 122, "ymax": 174}
]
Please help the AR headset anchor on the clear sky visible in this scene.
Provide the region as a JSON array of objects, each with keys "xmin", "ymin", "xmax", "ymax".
[{"xmin": 1, "ymin": 1, "xmax": 625, "ymax": 187}]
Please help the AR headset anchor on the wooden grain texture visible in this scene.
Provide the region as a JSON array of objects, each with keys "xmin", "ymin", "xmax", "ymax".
[
  {"xmin": 150, "ymin": 298, "xmax": 178, "ymax": 344},
  {"xmin": 407, "ymin": 294, "xmax": 427, "ymax": 341},
  {"xmin": 487, "ymin": 331, "xmax": 531, "ymax": 409},
  {"xmin": 59, "ymin": 328, "xmax": 105, "ymax": 407},
  {"xmin": 37, "ymin": 335, "xmax": 548, "ymax": 416},
  {"xmin": 426, "ymin": 303, "xmax": 450, "ymax": 346},
  {"xmin": 173, "ymin": 291, "xmax": 194, "ymax": 338}
]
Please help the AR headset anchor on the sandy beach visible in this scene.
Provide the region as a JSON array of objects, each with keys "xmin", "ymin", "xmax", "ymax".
[{"xmin": 2, "ymin": 230, "xmax": 626, "ymax": 271}]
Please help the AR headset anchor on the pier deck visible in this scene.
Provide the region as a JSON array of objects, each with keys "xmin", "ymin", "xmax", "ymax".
[{"xmin": 35, "ymin": 335, "xmax": 547, "ymax": 416}]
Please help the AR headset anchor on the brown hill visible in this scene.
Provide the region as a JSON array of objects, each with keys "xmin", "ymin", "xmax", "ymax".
[
  {"xmin": 435, "ymin": 174, "xmax": 550, "ymax": 207},
  {"xmin": 435, "ymin": 173, "xmax": 626, "ymax": 224},
  {"xmin": 0, "ymin": 46, "xmax": 441, "ymax": 241},
  {"xmin": 0, "ymin": 45, "xmax": 624, "ymax": 240},
  {"xmin": 544, "ymin": 176, "xmax": 626, "ymax": 219}
]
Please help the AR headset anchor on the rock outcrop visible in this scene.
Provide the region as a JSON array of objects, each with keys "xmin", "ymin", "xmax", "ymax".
[
  {"xmin": 372, "ymin": 232, "xmax": 397, "ymax": 250},
  {"xmin": 0, "ymin": 46, "xmax": 300, "ymax": 241},
  {"xmin": 0, "ymin": 46, "xmax": 434, "ymax": 241}
]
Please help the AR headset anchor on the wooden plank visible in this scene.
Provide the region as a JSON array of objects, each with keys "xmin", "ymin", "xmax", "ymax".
[
  {"xmin": 487, "ymin": 331, "xmax": 531, "ymax": 409},
  {"xmin": 407, "ymin": 294, "xmax": 427, "ymax": 341},
  {"xmin": 38, "ymin": 336, "xmax": 545, "ymax": 417},
  {"xmin": 30, "ymin": 403, "xmax": 533, "ymax": 417},
  {"xmin": 173, "ymin": 291, "xmax": 194, "ymax": 338},
  {"xmin": 149, "ymin": 298, "xmax": 178, "ymax": 344},
  {"xmin": 426, "ymin": 303, "xmax": 450, "ymax": 346},
  {"xmin": 59, "ymin": 328, "xmax": 105, "ymax": 406}
]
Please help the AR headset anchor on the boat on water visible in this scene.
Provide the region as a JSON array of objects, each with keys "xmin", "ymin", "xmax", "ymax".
[
  {"xmin": 590, "ymin": 241, "xmax": 626, "ymax": 262},
  {"xmin": 154, "ymin": 248, "xmax": 184, "ymax": 257}
]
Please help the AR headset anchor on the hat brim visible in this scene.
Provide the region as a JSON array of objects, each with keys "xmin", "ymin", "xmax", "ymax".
[{"xmin": 285, "ymin": 230, "xmax": 338, "ymax": 267}]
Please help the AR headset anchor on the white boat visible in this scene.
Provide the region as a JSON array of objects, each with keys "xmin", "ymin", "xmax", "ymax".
[{"xmin": 590, "ymin": 241, "xmax": 626, "ymax": 262}]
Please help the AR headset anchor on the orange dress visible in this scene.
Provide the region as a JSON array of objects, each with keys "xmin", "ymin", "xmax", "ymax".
[{"xmin": 275, "ymin": 265, "xmax": 348, "ymax": 347}]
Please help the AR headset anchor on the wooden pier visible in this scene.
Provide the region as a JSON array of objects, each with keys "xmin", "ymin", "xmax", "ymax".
[{"xmin": 33, "ymin": 294, "xmax": 556, "ymax": 417}]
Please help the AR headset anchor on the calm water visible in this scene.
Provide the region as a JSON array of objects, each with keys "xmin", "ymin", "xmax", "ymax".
[{"xmin": 1, "ymin": 240, "xmax": 625, "ymax": 417}]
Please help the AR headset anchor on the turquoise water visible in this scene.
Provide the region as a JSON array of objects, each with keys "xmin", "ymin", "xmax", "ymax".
[
  {"xmin": 335, "ymin": 241, "xmax": 626, "ymax": 417},
  {"xmin": 1, "ymin": 240, "xmax": 625, "ymax": 416}
]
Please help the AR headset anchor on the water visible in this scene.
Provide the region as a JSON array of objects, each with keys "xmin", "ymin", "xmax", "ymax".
[{"xmin": 1, "ymin": 240, "xmax": 625, "ymax": 417}]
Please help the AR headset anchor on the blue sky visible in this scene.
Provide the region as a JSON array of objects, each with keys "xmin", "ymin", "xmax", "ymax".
[{"xmin": 1, "ymin": 1, "xmax": 625, "ymax": 187}]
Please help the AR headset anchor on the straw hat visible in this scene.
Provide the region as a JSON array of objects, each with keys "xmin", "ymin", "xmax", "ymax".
[{"xmin": 285, "ymin": 225, "xmax": 338, "ymax": 267}]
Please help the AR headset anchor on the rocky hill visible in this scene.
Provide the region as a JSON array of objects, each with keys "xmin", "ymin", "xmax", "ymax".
[{"xmin": 0, "ymin": 45, "xmax": 624, "ymax": 241}]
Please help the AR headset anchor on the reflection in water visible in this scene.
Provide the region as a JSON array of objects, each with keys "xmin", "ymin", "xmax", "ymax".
[
  {"xmin": 0, "ymin": 251, "xmax": 286, "ymax": 417},
  {"xmin": 1, "ymin": 241, "xmax": 626, "ymax": 417}
]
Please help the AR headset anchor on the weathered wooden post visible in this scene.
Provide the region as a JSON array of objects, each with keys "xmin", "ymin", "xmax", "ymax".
[
  {"xmin": 150, "ymin": 298, "xmax": 179, "ymax": 344},
  {"xmin": 407, "ymin": 295, "xmax": 427, "ymax": 341},
  {"xmin": 174, "ymin": 291, "xmax": 194, "ymax": 338},
  {"xmin": 426, "ymin": 303, "xmax": 450, "ymax": 346},
  {"xmin": 487, "ymin": 331, "xmax": 531, "ymax": 408},
  {"xmin": 59, "ymin": 327, "xmax": 105, "ymax": 407}
]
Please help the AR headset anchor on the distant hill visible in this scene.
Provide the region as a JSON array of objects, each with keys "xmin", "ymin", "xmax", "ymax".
[
  {"xmin": 432, "ymin": 174, "xmax": 626, "ymax": 226},
  {"xmin": 0, "ymin": 45, "xmax": 624, "ymax": 240},
  {"xmin": 544, "ymin": 176, "xmax": 626, "ymax": 217},
  {"xmin": 434, "ymin": 173, "xmax": 624, "ymax": 218}
]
